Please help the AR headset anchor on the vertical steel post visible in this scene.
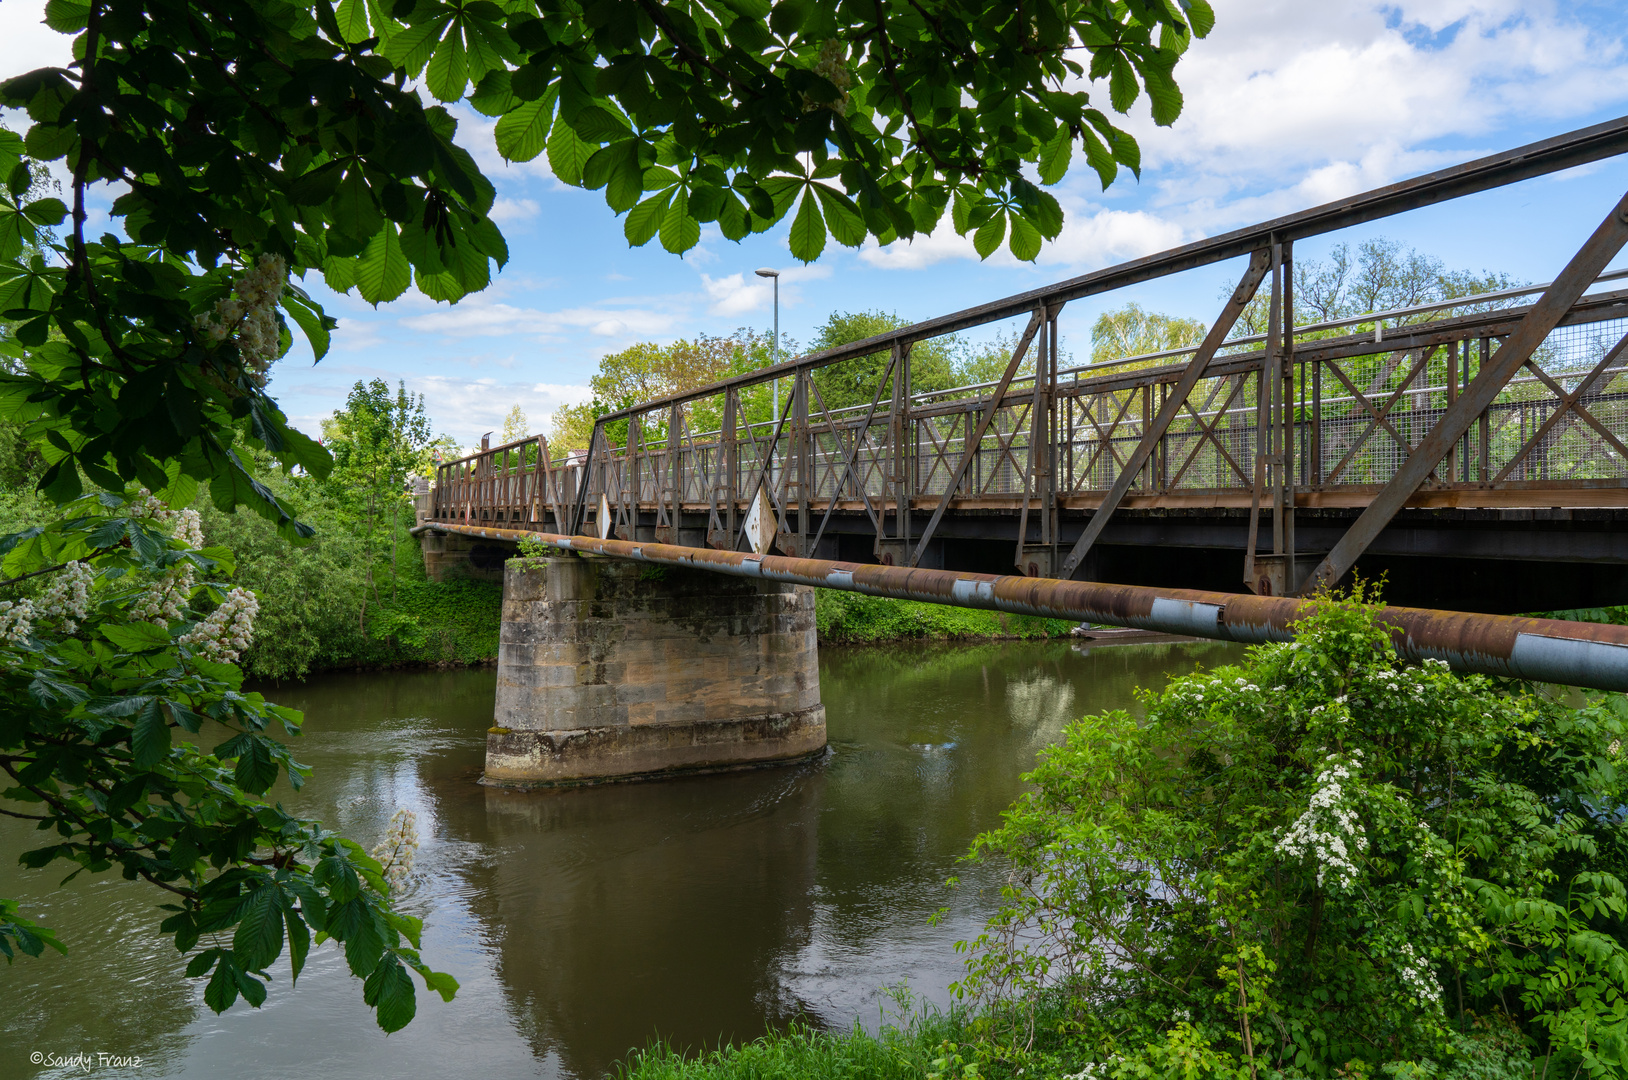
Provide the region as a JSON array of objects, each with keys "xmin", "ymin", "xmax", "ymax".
[
  {"xmin": 794, "ymin": 368, "xmax": 811, "ymax": 553},
  {"xmin": 722, "ymin": 389, "xmax": 738, "ymax": 547},
  {"xmin": 1478, "ymin": 337, "xmax": 1491, "ymax": 481},
  {"xmin": 889, "ymin": 340, "xmax": 905, "ymax": 549},
  {"xmin": 1280, "ymin": 240, "xmax": 1296, "ymax": 573},
  {"xmin": 665, "ymin": 402, "xmax": 682, "ymax": 543}
]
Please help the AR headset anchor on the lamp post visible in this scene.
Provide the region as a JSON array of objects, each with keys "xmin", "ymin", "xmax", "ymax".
[{"xmin": 755, "ymin": 267, "xmax": 779, "ymax": 418}]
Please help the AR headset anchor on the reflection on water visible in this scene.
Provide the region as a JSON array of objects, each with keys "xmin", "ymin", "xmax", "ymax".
[{"xmin": 1, "ymin": 637, "xmax": 1240, "ymax": 1079}]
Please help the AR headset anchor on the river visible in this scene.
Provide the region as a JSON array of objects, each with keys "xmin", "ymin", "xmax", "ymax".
[{"xmin": 2, "ymin": 636, "xmax": 1242, "ymax": 1079}]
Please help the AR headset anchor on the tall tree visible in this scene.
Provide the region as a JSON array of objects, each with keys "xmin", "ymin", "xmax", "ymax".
[
  {"xmin": 500, "ymin": 404, "xmax": 529, "ymax": 445},
  {"xmin": 807, "ymin": 310, "xmax": 965, "ymax": 411},
  {"xmin": 1230, "ymin": 238, "xmax": 1520, "ymax": 337},
  {"xmin": 323, "ymin": 379, "xmax": 436, "ymax": 605},
  {"xmin": 1090, "ymin": 302, "xmax": 1205, "ymax": 364},
  {"xmin": 550, "ymin": 332, "xmax": 770, "ymax": 447}
]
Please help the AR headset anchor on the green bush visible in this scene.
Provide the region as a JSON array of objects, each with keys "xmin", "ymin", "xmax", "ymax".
[
  {"xmin": 815, "ymin": 588, "xmax": 1075, "ymax": 643},
  {"xmin": 957, "ymin": 587, "xmax": 1628, "ymax": 1078},
  {"xmin": 199, "ymin": 472, "xmax": 501, "ymax": 680}
]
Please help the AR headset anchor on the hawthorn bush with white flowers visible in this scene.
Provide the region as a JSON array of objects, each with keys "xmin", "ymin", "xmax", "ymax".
[{"xmin": 956, "ymin": 586, "xmax": 1628, "ymax": 1078}]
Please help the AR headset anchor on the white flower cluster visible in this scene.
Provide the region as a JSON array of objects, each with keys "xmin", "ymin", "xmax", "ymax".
[
  {"xmin": 0, "ymin": 598, "xmax": 34, "ymax": 645},
  {"xmin": 179, "ymin": 587, "xmax": 258, "ymax": 663},
  {"xmin": 1276, "ymin": 751, "xmax": 1367, "ymax": 889},
  {"xmin": 371, "ymin": 808, "xmax": 420, "ymax": 892},
  {"xmin": 132, "ymin": 561, "xmax": 196, "ymax": 626},
  {"xmin": 129, "ymin": 489, "xmax": 208, "ymax": 626},
  {"xmin": 1393, "ymin": 942, "xmax": 1442, "ymax": 1008},
  {"xmin": 194, "ymin": 253, "xmax": 287, "ymax": 386},
  {"xmin": 35, "ymin": 560, "xmax": 94, "ymax": 632},
  {"xmin": 132, "ymin": 489, "xmax": 205, "ymax": 549},
  {"xmin": 1062, "ymin": 1062, "xmax": 1115, "ymax": 1080},
  {"xmin": 804, "ymin": 38, "xmax": 852, "ymax": 115},
  {"xmin": 1169, "ymin": 673, "xmax": 1265, "ymax": 711}
]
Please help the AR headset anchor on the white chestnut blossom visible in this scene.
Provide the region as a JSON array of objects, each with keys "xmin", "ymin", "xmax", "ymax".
[
  {"xmin": 371, "ymin": 808, "xmax": 420, "ymax": 891},
  {"xmin": 132, "ymin": 561, "xmax": 196, "ymax": 626},
  {"xmin": 805, "ymin": 38, "xmax": 852, "ymax": 115},
  {"xmin": 0, "ymin": 598, "xmax": 34, "ymax": 645},
  {"xmin": 1276, "ymin": 751, "xmax": 1367, "ymax": 889},
  {"xmin": 129, "ymin": 489, "xmax": 208, "ymax": 625},
  {"xmin": 194, "ymin": 253, "xmax": 287, "ymax": 386},
  {"xmin": 179, "ymin": 587, "xmax": 258, "ymax": 663},
  {"xmin": 132, "ymin": 489, "xmax": 204, "ymax": 548},
  {"xmin": 35, "ymin": 560, "xmax": 94, "ymax": 632}
]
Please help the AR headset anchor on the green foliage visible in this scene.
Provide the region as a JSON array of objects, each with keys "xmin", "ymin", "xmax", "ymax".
[
  {"xmin": 619, "ymin": 1016, "xmax": 965, "ymax": 1080},
  {"xmin": 553, "ymin": 330, "xmax": 789, "ymax": 449},
  {"xmin": 321, "ymin": 378, "xmax": 447, "ymax": 610},
  {"xmin": 815, "ymin": 589, "xmax": 1075, "ymax": 643},
  {"xmin": 1091, "ymin": 302, "xmax": 1206, "ymax": 364},
  {"xmin": 807, "ymin": 310, "xmax": 963, "ymax": 411},
  {"xmin": 0, "ymin": 491, "xmax": 455, "ymax": 1030},
  {"xmin": 201, "ymin": 474, "xmax": 499, "ymax": 679},
  {"xmin": 198, "ymin": 478, "xmax": 369, "ymax": 681},
  {"xmin": 957, "ymin": 588, "xmax": 1628, "ymax": 1077},
  {"xmin": 0, "ymin": 0, "xmax": 1209, "ymax": 1036},
  {"xmin": 367, "ymin": 578, "xmax": 503, "ymax": 669}
]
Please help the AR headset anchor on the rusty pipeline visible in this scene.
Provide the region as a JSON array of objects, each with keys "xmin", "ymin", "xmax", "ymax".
[{"xmin": 418, "ymin": 522, "xmax": 1628, "ymax": 693}]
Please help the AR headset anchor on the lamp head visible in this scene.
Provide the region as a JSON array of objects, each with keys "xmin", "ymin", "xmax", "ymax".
[{"xmin": 754, "ymin": 268, "xmax": 779, "ymax": 278}]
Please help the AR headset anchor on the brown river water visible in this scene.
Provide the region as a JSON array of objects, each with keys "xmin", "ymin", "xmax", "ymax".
[{"xmin": 2, "ymin": 637, "xmax": 1242, "ymax": 1080}]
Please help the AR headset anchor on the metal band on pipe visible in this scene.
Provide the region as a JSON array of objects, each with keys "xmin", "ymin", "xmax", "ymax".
[{"xmin": 417, "ymin": 523, "xmax": 1628, "ymax": 693}]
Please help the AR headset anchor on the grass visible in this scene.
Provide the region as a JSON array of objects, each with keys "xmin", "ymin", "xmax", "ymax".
[{"xmin": 617, "ymin": 1010, "xmax": 972, "ymax": 1080}]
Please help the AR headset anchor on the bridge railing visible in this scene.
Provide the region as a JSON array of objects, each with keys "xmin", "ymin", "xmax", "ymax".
[{"xmin": 428, "ymin": 116, "xmax": 1628, "ymax": 593}]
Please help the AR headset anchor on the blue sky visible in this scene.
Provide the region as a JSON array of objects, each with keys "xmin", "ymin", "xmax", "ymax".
[{"xmin": 4, "ymin": 1, "xmax": 1628, "ymax": 448}]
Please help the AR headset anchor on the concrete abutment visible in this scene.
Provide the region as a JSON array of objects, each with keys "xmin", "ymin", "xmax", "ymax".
[{"xmin": 486, "ymin": 555, "xmax": 826, "ymax": 786}]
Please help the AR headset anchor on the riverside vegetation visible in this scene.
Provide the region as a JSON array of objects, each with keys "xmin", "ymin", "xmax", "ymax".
[{"xmin": 620, "ymin": 589, "xmax": 1628, "ymax": 1080}]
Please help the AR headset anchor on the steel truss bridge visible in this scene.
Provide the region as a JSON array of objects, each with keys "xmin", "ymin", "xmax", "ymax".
[{"xmin": 427, "ymin": 117, "xmax": 1628, "ymax": 615}]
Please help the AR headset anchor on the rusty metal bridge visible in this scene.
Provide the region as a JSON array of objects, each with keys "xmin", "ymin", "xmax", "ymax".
[{"xmin": 427, "ymin": 116, "xmax": 1628, "ymax": 616}]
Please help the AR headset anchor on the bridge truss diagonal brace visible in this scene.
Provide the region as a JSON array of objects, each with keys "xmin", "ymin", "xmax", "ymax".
[
  {"xmin": 1058, "ymin": 247, "xmax": 1275, "ymax": 579},
  {"xmin": 1304, "ymin": 187, "xmax": 1628, "ymax": 595},
  {"xmin": 907, "ymin": 309, "xmax": 1047, "ymax": 567}
]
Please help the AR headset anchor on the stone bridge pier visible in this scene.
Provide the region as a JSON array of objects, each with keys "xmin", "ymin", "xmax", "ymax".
[{"xmin": 485, "ymin": 554, "xmax": 826, "ymax": 786}]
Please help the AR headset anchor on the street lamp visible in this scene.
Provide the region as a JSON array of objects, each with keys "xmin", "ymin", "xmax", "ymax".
[{"xmin": 755, "ymin": 267, "xmax": 779, "ymax": 418}]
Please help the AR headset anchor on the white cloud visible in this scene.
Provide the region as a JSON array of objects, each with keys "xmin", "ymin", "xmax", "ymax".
[
  {"xmin": 410, "ymin": 375, "xmax": 593, "ymax": 444},
  {"xmin": 1038, "ymin": 208, "xmax": 1192, "ymax": 268},
  {"xmin": 856, "ymin": 206, "xmax": 1190, "ymax": 272},
  {"xmin": 0, "ymin": 2, "xmax": 71, "ymax": 85},
  {"xmin": 329, "ymin": 317, "xmax": 387, "ymax": 353},
  {"xmin": 490, "ymin": 197, "xmax": 541, "ymax": 225},
  {"xmin": 398, "ymin": 296, "xmax": 680, "ymax": 340},
  {"xmin": 700, "ymin": 264, "xmax": 831, "ymax": 315},
  {"xmin": 1119, "ymin": 0, "xmax": 1628, "ymax": 206}
]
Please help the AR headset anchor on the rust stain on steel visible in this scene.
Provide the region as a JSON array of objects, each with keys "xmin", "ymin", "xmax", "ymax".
[{"xmin": 431, "ymin": 523, "xmax": 1628, "ymax": 692}]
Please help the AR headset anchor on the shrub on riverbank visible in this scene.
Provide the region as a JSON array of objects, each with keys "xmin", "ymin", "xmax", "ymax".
[
  {"xmin": 815, "ymin": 588, "xmax": 1075, "ymax": 643},
  {"xmin": 627, "ymin": 589, "xmax": 1628, "ymax": 1080},
  {"xmin": 200, "ymin": 472, "xmax": 501, "ymax": 679}
]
